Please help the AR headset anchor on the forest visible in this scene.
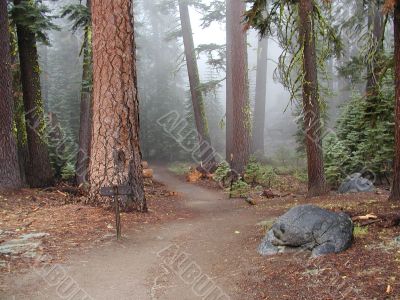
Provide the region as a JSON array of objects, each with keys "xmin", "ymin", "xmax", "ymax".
[{"xmin": 0, "ymin": 0, "xmax": 400, "ymax": 299}]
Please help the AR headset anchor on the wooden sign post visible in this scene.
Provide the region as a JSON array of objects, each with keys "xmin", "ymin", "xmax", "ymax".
[{"xmin": 100, "ymin": 185, "xmax": 132, "ymax": 240}]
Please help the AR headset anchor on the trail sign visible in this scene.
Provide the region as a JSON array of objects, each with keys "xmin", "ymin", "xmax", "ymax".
[{"xmin": 100, "ymin": 184, "xmax": 132, "ymax": 239}]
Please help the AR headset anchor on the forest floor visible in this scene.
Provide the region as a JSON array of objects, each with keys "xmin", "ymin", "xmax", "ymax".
[{"xmin": 0, "ymin": 166, "xmax": 399, "ymax": 299}]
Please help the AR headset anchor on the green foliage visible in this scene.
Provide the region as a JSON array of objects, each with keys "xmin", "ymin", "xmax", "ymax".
[
  {"xmin": 323, "ymin": 72, "xmax": 395, "ymax": 185},
  {"xmin": 229, "ymin": 180, "xmax": 251, "ymax": 198},
  {"xmin": 323, "ymin": 133, "xmax": 348, "ymax": 184},
  {"xmin": 168, "ymin": 162, "xmax": 192, "ymax": 175},
  {"xmin": 353, "ymin": 225, "xmax": 368, "ymax": 237},
  {"xmin": 214, "ymin": 161, "xmax": 230, "ymax": 182},
  {"xmin": 196, "ymin": 43, "xmax": 226, "ymax": 73},
  {"xmin": 61, "ymin": 4, "xmax": 90, "ymax": 33},
  {"xmin": 245, "ymin": 0, "xmax": 342, "ymax": 103},
  {"xmin": 293, "ymin": 169, "xmax": 308, "ymax": 183},
  {"xmin": 47, "ymin": 119, "xmax": 78, "ymax": 180},
  {"xmin": 61, "ymin": 162, "xmax": 76, "ymax": 181},
  {"xmin": 10, "ymin": 0, "xmax": 59, "ymax": 45},
  {"xmin": 244, "ymin": 158, "xmax": 276, "ymax": 187}
]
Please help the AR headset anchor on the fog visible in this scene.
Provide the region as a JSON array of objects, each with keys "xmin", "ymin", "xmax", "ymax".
[{"xmin": 37, "ymin": 0, "xmax": 343, "ymax": 166}]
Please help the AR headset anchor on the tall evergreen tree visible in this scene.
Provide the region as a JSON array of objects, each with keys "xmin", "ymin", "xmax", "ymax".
[
  {"xmin": 298, "ymin": 0, "xmax": 327, "ymax": 196},
  {"xmin": 0, "ymin": 0, "xmax": 22, "ymax": 189},
  {"xmin": 12, "ymin": 0, "xmax": 54, "ymax": 187},
  {"xmin": 389, "ymin": 0, "xmax": 400, "ymax": 200},
  {"xmin": 178, "ymin": 0, "xmax": 216, "ymax": 170},
  {"xmin": 62, "ymin": 1, "xmax": 93, "ymax": 184},
  {"xmin": 226, "ymin": 0, "xmax": 250, "ymax": 175},
  {"xmin": 89, "ymin": 0, "xmax": 146, "ymax": 212},
  {"xmin": 252, "ymin": 37, "xmax": 268, "ymax": 156}
]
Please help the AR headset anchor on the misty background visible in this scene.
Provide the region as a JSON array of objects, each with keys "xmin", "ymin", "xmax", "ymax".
[{"xmin": 37, "ymin": 0, "xmax": 346, "ymax": 166}]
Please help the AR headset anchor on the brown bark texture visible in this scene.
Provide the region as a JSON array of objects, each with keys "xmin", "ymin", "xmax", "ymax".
[
  {"xmin": 298, "ymin": 0, "xmax": 327, "ymax": 197},
  {"xmin": 178, "ymin": 0, "xmax": 216, "ymax": 169},
  {"xmin": 76, "ymin": 0, "xmax": 92, "ymax": 186},
  {"xmin": 14, "ymin": 0, "xmax": 54, "ymax": 188},
  {"xmin": 226, "ymin": 0, "xmax": 250, "ymax": 175},
  {"xmin": 389, "ymin": 1, "xmax": 400, "ymax": 200},
  {"xmin": 0, "ymin": 0, "xmax": 22, "ymax": 189},
  {"xmin": 89, "ymin": 0, "xmax": 146, "ymax": 212}
]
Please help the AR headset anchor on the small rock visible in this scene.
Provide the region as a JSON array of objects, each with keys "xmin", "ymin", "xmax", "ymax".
[
  {"xmin": 338, "ymin": 173, "xmax": 374, "ymax": 194},
  {"xmin": 0, "ymin": 232, "xmax": 49, "ymax": 258}
]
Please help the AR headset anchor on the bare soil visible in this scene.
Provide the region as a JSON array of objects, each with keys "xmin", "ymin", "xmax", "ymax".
[{"xmin": 0, "ymin": 167, "xmax": 399, "ymax": 299}]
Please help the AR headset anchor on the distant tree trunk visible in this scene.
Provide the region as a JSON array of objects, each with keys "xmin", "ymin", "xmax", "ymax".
[
  {"xmin": 76, "ymin": 0, "xmax": 92, "ymax": 185},
  {"xmin": 89, "ymin": 0, "xmax": 146, "ymax": 212},
  {"xmin": 0, "ymin": 0, "xmax": 22, "ymax": 189},
  {"xmin": 298, "ymin": 0, "xmax": 327, "ymax": 197},
  {"xmin": 389, "ymin": 2, "xmax": 400, "ymax": 201},
  {"xmin": 178, "ymin": 0, "xmax": 216, "ymax": 170},
  {"xmin": 366, "ymin": 1, "xmax": 384, "ymax": 92},
  {"xmin": 14, "ymin": 0, "xmax": 53, "ymax": 188},
  {"xmin": 225, "ymin": 0, "xmax": 233, "ymax": 164},
  {"xmin": 365, "ymin": 0, "xmax": 384, "ymax": 119},
  {"xmin": 252, "ymin": 37, "xmax": 268, "ymax": 156},
  {"xmin": 226, "ymin": 0, "xmax": 250, "ymax": 175}
]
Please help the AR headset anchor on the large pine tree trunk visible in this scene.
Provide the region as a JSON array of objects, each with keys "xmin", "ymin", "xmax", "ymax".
[
  {"xmin": 89, "ymin": 0, "xmax": 146, "ymax": 212},
  {"xmin": 226, "ymin": 0, "xmax": 250, "ymax": 175},
  {"xmin": 225, "ymin": 0, "xmax": 233, "ymax": 163},
  {"xmin": 178, "ymin": 0, "xmax": 216, "ymax": 170},
  {"xmin": 298, "ymin": 0, "xmax": 327, "ymax": 197},
  {"xmin": 389, "ymin": 2, "xmax": 400, "ymax": 201},
  {"xmin": 76, "ymin": 0, "xmax": 92, "ymax": 186},
  {"xmin": 0, "ymin": 0, "xmax": 22, "ymax": 189},
  {"xmin": 14, "ymin": 0, "xmax": 53, "ymax": 188},
  {"xmin": 252, "ymin": 37, "xmax": 268, "ymax": 156}
]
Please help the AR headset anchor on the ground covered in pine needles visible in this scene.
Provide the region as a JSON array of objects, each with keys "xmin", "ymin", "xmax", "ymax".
[
  {"xmin": 0, "ymin": 179, "xmax": 191, "ymax": 290},
  {"xmin": 185, "ymin": 170, "xmax": 400, "ymax": 299},
  {"xmin": 1, "ymin": 168, "xmax": 400, "ymax": 299},
  {"xmin": 234, "ymin": 190, "xmax": 400, "ymax": 299}
]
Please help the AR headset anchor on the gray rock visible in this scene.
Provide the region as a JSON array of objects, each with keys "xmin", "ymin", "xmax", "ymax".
[
  {"xmin": 258, "ymin": 205, "xmax": 353, "ymax": 257},
  {"xmin": 338, "ymin": 173, "xmax": 374, "ymax": 194},
  {"xmin": 0, "ymin": 232, "xmax": 49, "ymax": 258}
]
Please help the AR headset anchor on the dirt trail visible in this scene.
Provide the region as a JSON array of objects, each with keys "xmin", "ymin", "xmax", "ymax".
[{"xmin": 2, "ymin": 167, "xmax": 274, "ymax": 300}]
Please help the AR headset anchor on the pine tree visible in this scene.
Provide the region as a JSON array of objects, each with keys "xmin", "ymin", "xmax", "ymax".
[
  {"xmin": 12, "ymin": 0, "xmax": 54, "ymax": 187},
  {"xmin": 389, "ymin": 0, "xmax": 400, "ymax": 200},
  {"xmin": 226, "ymin": 0, "xmax": 250, "ymax": 175},
  {"xmin": 89, "ymin": 0, "xmax": 146, "ymax": 212},
  {"xmin": 298, "ymin": 0, "xmax": 327, "ymax": 196},
  {"xmin": 61, "ymin": 1, "xmax": 93, "ymax": 185},
  {"xmin": 178, "ymin": 0, "xmax": 216, "ymax": 170},
  {"xmin": 252, "ymin": 37, "xmax": 268, "ymax": 156},
  {"xmin": 0, "ymin": 0, "xmax": 22, "ymax": 189}
]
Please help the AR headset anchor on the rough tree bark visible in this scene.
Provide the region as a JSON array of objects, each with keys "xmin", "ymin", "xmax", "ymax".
[
  {"xmin": 252, "ymin": 37, "xmax": 269, "ymax": 156},
  {"xmin": 226, "ymin": 0, "xmax": 250, "ymax": 175},
  {"xmin": 365, "ymin": 0, "xmax": 385, "ymax": 122},
  {"xmin": 389, "ymin": 1, "xmax": 400, "ymax": 201},
  {"xmin": 14, "ymin": 0, "xmax": 53, "ymax": 188},
  {"xmin": 89, "ymin": 0, "xmax": 146, "ymax": 212},
  {"xmin": 178, "ymin": 0, "xmax": 216, "ymax": 170},
  {"xmin": 298, "ymin": 0, "xmax": 327, "ymax": 197},
  {"xmin": 0, "ymin": 0, "xmax": 22, "ymax": 189},
  {"xmin": 76, "ymin": 0, "xmax": 92, "ymax": 185},
  {"xmin": 366, "ymin": 0, "xmax": 384, "ymax": 96}
]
